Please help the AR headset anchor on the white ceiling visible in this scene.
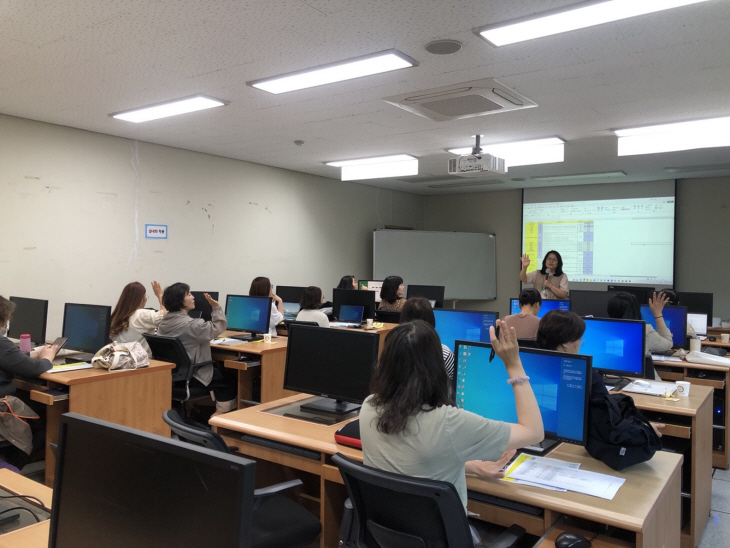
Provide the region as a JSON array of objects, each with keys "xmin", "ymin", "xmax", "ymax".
[{"xmin": 1, "ymin": 0, "xmax": 729, "ymax": 195}]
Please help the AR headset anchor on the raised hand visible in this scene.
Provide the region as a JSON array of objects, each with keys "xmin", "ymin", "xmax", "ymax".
[{"xmin": 520, "ymin": 254, "xmax": 530, "ymax": 268}]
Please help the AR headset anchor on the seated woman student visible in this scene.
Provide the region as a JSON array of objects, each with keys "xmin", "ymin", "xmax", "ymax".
[
  {"xmin": 296, "ymin": 286, "xmax": 329, "ymax": 327},
  {"xmin": 400, "ymin": 297, "xmax": 454, "ymax": 379},
  {"xmin": 660, "ymin": 288, "xmax": 697, "ymax": 339},
  {"xmin": 608, "ymin": 291, "xmax": 673, "ymax": 355},
  {"xmin": 157, "ymin": 283, "xmax": 237, "ymax": 415},
  {"xmin": 503, "ymin": 288, "xmax": 542, "ymax": 339},
  {"xmin": 249, "ymin": 277, "xmax": 284, "ymax": 336},
  {"xmin": 0, "ymin": 296, "xmax": 59, "ymax": 469},
  {"xmin": 336, "ymin": 275, "xmax": 357, "ymax": 290},
  {"xmin": 110, "ymin": 281, "xmax": 166, "ymax": 352},
  {"xmin": 519, "ymin": 250, "xmax": 569, "ymax": 299},
  {"xmin": 360, "ymin": 320, "xmax": 544, "ymax": 521},
  {"xmin": 377, "ymin": 275, "xmax": 405, "ymax": 312}
]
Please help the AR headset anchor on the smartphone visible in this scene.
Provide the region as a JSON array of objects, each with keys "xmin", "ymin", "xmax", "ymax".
[{"xmin": 51, "ymin": 337, "xmax": 68, "ymax": 351}]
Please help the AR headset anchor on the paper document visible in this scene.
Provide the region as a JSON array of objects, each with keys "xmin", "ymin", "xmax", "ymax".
[
  {"xmin": 212, "ymin": 338, "xmax": 245, "ymax": 346},
  {"xmin": 48, "ymin": 362, "xmax": 93, "ymax": 373},
  {"xmin": 508, "ymin": 460, "xmax": 625, "ymax": 500},
  {"xmin": 651, "ymin": 354, "xmax": 682, "ymax": 362},
  {"xmin": 623, "ymin": 380, "xmax": 678, "ymax": 397},
  {"xmin": 502, "ymin": 453, "xmax": 581, "ymax": 491}
]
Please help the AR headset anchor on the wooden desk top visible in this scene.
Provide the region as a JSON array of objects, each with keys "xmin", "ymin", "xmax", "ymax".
[
  {"xmin": 621, "ymin": 383, "xmax": 712, "ymax": 416},
  {"xmin": 211, "ymin": 331, "xmax": 288, "ymax": 355},
  {"xmin": 38, "ymin": 358, "xmax": 174, "ymax": 386},
  {"xmin": 467, "ymin": 444, "xmax": 682, "ymax": 534},
  {"xmin": 654, "ymin": 356, "xmax": 730, "ymax": 373},
  {"xmin": 0, "ymin": 469, "xmax": 52, "ymax": 548}
]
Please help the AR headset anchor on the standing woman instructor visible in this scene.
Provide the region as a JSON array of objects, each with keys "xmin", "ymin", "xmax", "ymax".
[{"xmin": 519, "ymin": 250, "xmax": 569, "ymax": 299}]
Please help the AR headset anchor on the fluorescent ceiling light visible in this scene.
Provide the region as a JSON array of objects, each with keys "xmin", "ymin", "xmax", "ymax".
[
  {"xmin": 248, "ymin": 50, "xmax": 418, "ymax": 94},
  {"xmin": 111, "ymin": 95, "xmax": 227, "ymax": 123},
  {"xmin": 616, "ymin": 116, "xmax": 730, "ymax": 156},
  {"xmin": 476, "ymin": 0, "xmax": 708, "ymax": 47},
  {"xmin": 326, "ymin": 154, "xmax": 418, "ymax": 181},
  {"xmin": 533, "ymin": 171, "xmax": 626, "ymax": 181},
  {"xmin": 447, "ymin": 138, "xmax": 564, "ymax": 167}
]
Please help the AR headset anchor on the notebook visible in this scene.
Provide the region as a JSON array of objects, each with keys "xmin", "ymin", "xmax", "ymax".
[{"xmin": 623, "ymin": 380, "xmax": 678, "ymax": 397}]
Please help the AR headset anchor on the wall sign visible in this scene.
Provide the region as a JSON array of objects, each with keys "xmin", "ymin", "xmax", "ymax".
[{"xmin": 145, "ymin": 224, "xmax": 168, "ymax": 239}]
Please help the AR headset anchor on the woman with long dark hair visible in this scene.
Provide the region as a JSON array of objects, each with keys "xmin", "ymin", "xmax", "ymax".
[
  {"xmin": 377, "ymin": 275, "xmax": 405, "ymax": 312},
  {"xmin": 519, "ymin": 250, "xmax": 569, "ymax": 299},
  {"xmin": 110, "ymin": 281, "xmax": 166, "ymax": 352},
  {"xmin": 249, "ymin": 276, "xmax": 284, "ymax": 336},
  {"xmin": 336, "ymin": 275, "xmax": 357, "ymax": 290}
]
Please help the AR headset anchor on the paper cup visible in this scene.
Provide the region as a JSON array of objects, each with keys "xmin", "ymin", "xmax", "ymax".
[
  {"xmin": 689, "ymin": 339, "xmax": 701, "ymax": 352},
  {"xmin": 676, "ymin": 381, "xmax": 691, "ymax": 397},
  {"xmin": 263, "ymin": 334, "xmax": 272, "ymax": 343},
  {"xmin": 366, "ymin": 319, "xmax": 373, "ymax": 328},
  {"xmin": 721, "ymin": 334, "xmax": 730, "ymax": 343}
]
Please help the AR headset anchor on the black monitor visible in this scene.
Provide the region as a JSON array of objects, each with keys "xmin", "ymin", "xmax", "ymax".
[
  {"xmin": 62, "ymin": 303, "xmax": 111, "ymax": 360},
  {"xmin": 509, "ymin": 298, "xmax": 571, "ymax": 319},
  {"xmin": 284, "ymin": 324, "xmax": 379, "ymax": 416},
  {"xmin": 50, "ymin": 413, "xmax": 255, "ymax": 548},
  {"xmin": 569, "ymin": 290, "xmax": 618, "ymax": 317},
  {"xmin": 454, "ymin": 342, "xmax": 591, "ymax": 452},
  {"xmin": 8, "ymin": 296, "xmax": 48, "ymax": 346},
  {"xmin": 276, "ymin": 285, "xmax": 306, "ymax": 317},
  {"xmin": 188, "ymin": 291, "xmax": 218, "ymax": 322},
  {"xmin": 432, "ymin": 309, "xmax": 499, "ymax": 352},
  {"xmin": 582, "ymin": 317, "xmax": 647, "ymax": 380},
  {"xmin": 406, "ymin": 285, "xmax": 445, "ymax": 308},
  {"xmin": 640, "ymin": 304, "xmax": 687, "ymax": 347},
  {"xmin": 357, "ymin": 280, "xmax": 382, "ymax": 302},
  {"xmin": 225, "ymin": 295, "xmax": 272, "ymax": 341},
  {"xmin": 677, "ymin": 291, "xmax": 713, "ymax": 320},
  {"xmin": 333, "ymin": 288, "xmax": 376, "ymax": 321},
  {"xmin": 607, "ymin": 285, "xmax": 655, "ymax": 305}
]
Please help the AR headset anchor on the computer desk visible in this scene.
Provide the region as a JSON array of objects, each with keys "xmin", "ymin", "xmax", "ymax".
[
  {"xmin": 0, "ymin": 469, "xmax": 52, "ymax": 548},
  {"xmin": 211, "ymin": 394, "xmax": 683, "ymax": 548},
  {"xmin": 212, "ymin": 324, "xmax": 397, "ymax": 408},
  {"xmin": 14, "ymin": 359, "xmax": 174, "ymax": 486}
]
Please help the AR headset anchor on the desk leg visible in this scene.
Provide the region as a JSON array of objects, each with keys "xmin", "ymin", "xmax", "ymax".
[
  {"xmin": 638, "ymin": 464, "xmax": 681, "ymax": 548},
  {"xmin": 43, "ymin": 399, "xmax": 69, "ymax": 487},
  {"xmin": 321, "ymin": 474, "xmax": 347, "ymax": 548}
]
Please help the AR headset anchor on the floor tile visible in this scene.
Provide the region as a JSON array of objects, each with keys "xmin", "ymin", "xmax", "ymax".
[
  {"xmin": 711, "ymin": 477, "xmax": 730, "ymax": 513},
  {"xmin": 698, "ymin": 510, "xmax": 730, "ymax": 548},
  {"xmin": 713, "ymin": 466, "xmax": 730, "ymax": 482}
]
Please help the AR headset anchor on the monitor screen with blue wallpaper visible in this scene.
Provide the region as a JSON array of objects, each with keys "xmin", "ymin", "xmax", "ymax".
[
  {"xmin": 433, "ymin": 309, "xmax": 498, "ymax": 352},
  {"xmin": 454, "ymin": 342, "xmax": 591, "ymax": 446},
  {"xmin": 509, "ymin": 298, "xmax": 571, "ymax": 318},
  {"xmin": 582, "ymin": 317, "xmax": 646, "ymax": 377},
  {"xmin": 640, "ymin": 304, "xmax": 687, "ymax": 346}
]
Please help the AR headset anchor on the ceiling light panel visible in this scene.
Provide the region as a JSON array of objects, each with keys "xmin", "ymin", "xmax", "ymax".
[
  {"xmin": 616, "ymin": 116, "xmax": 730, "ymax": 156},
  {"xmin": 248, "ymin": 50, "xmax": 418, "ymax": 94},
  {"xmin": 476, "ymin": 0, "xmax": 709, "ymax": 47},
  {"xmin": 111, "ymin": 95, "xmax": 227, "ymax": 123}
]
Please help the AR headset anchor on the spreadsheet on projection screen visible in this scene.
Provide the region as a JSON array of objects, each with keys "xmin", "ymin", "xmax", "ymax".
[{"xmin": 522, "ymin": 196, "xmax": 675, "ymax": 285}]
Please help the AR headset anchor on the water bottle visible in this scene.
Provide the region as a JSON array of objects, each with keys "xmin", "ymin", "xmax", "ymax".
[{"xmin": 20, "ymin": 334, "xmax": 31, "ymax": 353}]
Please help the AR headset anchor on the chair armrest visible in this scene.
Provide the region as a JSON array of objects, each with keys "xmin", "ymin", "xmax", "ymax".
[
  {"xmin": 253, "ymin": 479, "xmax": 303, "ymax": 500},
  {"xmin": 487, "ymin": 524, "xmax": 525, "ymax": 548}
]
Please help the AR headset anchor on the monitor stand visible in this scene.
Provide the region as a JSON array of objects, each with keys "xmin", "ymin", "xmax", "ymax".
[
  {"xmin": 229, "ymin": 331, "xmax": 264, "ymax": 341},
  {"xmin": 522, "ymin": 439, "xmax": 560, "ymax": 456},
  {"xmin": 300, "ymin": 397, "xmax": 360, "ymax": 417}
]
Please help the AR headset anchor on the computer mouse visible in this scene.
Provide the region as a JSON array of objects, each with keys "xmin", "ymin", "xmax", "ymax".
[
  {"xmin": 555, "ymin": 532, "xmax": 592, "ymax": 548},
  {"xmin": 633, "ymin": 379, "xmax": 651, "ymax": 388}
]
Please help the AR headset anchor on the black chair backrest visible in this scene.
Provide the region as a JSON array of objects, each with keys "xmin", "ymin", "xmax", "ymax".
[
  {"xmin": 163, "ymin": 409, "xmax": 231, "ymax": 453},
  {"xmin": 332, "ymin": 453, "xmax": 473, "ymax": 548},
  {"xmin": 517, "ymin": 338, "xmax": 538, "ymax": 348},
  {"xmin": 143, "ymin": 333, "xmax": 194, "ymax": 382},
  {"xmin": 284, "ymin": 319, "xmax": 320, "ymax": 335},
  {"xmin": 374, "ymin": 310, "xmax": 401, "ymax": 324}
]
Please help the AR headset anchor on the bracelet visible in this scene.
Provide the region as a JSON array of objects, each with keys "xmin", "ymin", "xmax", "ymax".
[
  {"xmin": 654, "ymin": 315, "xmax": 662, "ymax": 319},
  {"xmin": 507, "ymin": 376, "xmax": 530, "ymax": 385}
]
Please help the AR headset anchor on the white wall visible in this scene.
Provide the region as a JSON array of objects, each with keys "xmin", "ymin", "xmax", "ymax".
[{"xmin": 0, "ymin": 114, "xmax": 425, "ymax": 336}]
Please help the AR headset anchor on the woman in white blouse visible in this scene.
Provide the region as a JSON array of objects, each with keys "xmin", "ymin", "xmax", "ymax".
[{"xmin": 110, "ymin": 281, "xmax": 166, "ymax": 352}]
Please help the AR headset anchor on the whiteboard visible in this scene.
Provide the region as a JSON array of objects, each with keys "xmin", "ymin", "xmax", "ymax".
[{"xmin": 373, "ymin": 230, "xmax": 496, "ymax": 300}]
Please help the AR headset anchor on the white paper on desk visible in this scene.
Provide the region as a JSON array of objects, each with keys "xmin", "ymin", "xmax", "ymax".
[
  {"xmin": 211, "ymin": 338, "xmax": 244, "ymax": 345},
  {"xmin": 502, "ymin": 454, "xmax": 580, "ymax": 491},
  {"xmin": 508, "ymin": 460, "xmax": 625, "ymax": 500},
  {"xmin": 651, "ymin": 354, "xmax": 682, "ymax": 362}
]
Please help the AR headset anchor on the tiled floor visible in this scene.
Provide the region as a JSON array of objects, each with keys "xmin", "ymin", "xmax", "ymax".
[{"xmin": 698, "ymin": 467, "xmax": 730, "ymax": 547}]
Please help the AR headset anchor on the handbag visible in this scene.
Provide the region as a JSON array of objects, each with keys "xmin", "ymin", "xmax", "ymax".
[
  {"xmin": 91, "ymin": 341, "xmax": 150, "ymax": 370},
  {"xmin": 586, "ymin": 393, "xmax": 662, "ymax": 471},
  {"xmin": 0, "ymin": 396, "xmax": 39, "ymax": 455}
]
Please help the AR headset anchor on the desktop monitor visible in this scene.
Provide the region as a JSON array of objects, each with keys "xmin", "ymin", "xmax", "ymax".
[
  {"xmin": 677, "ymin": 291, "xmax": 713, "ymax": 320},
  {"xmin": 509, "ymin": 298, "xmax": 571, "ymax": 319},
  {"xmin": 62, "ymin": 303, "xmax": 111, "ymax": 357},
  {"xmin": 357, "ymin": 280, "xmax": 383, "ymax": 302},
  {"xmin": 569, "ymin": 290, "xmax": 618, "ymax": 317},
  {"xmin": 687, "ymin": 313, "xmax": 708, "ymax": 337},
  {"xmin": 333, "ymin": 288, "xmax": 376, "ymax": 321},
  {"xmin": 454, "ymin": 342, "xmax": 591, "ymax": 449},
  {"xmin": 188, "ymin": 291, "xmax": 218, "ymax": 322},
  {"xmin": 640, "ymin": 304, "xmax": 687, "ymax": 346},
  {"xmin": 284, "ymin": 324, "xmax": 379, "ymax": 416},
  {"xmin": 582, "ymin": 317, "xmax": 646, "ymax": 379},
  {"xmin": 607, "ymin": 285, "xmax": 655, "ymax": 305},
  {"xmin": 432, "ymin": 309, "xmax": 498, "ymax": 352},
  {"xmin": 50, "ymin": 413, "xmax": 255, "ymax": 548},
  {"xmin": 406, "ymin": 285, "xmax": 445, "ymax": 308},
  {"xmin": 276, "ymin": 285, "xmax": 306, "ymax": 317},
  {"xmin": 225, "ymin": 295, "xmax": 272, "ymax": 340},
  {"xmin": 8, "ymin": 296, "xmax": 48, "ymax": 346}
]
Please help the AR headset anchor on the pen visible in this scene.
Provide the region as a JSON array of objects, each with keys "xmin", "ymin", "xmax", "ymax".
[{"xmin": 489, "ymin": 324, "xmax": 500, "ymax": 362}]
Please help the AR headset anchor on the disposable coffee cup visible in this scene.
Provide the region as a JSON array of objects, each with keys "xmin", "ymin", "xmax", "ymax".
[
  {"xmin": 722, "ymin": 334, "xmax": 730, "ymax": 343},
  {"xmin": 366, "ymin": 318, "xmax": 374, "ymax": 328},
  {"xmin": 675, "ymin": 381, "xmax": 691, "ymax": 397},
  {"xmin": 263, "ymin": 334, "xmax": 272, "ymax": 343},
  {"xmin": 689, "ymin": 339, "xmax": 701, "ymax": 352}
]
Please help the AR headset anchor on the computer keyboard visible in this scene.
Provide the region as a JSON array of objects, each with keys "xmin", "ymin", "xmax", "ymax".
[{"xmin": 240, "ymin": 434, "xmax": 321, "ymax": 460}]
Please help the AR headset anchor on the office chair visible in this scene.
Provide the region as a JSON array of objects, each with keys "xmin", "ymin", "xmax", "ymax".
[
  {"xmin": 374, "ymin": 310, "xmax": 401, "ymax": 324},
  {"xmin": 517, "ymin": 338, "xmax": 538, "ymax": 348},
  {"xmin": 332, "ymin": 453, "xmax": 525, "ymax": 548},
  {"xmin": 283, "ymin": 319, "xmax": 320, "ymax": 334},
  {"xmin": 163, "ymin": 410, "xmax": 321, "ymax": 548},
  {"xmin": 143, "ymin": 333, "xmax": 212, "ymax": 417}
]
